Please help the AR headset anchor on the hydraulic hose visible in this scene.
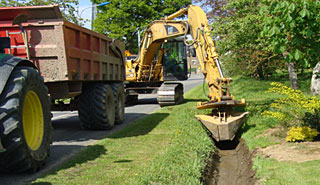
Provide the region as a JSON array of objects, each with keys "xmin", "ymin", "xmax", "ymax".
[{"xmin": 183, "ymin": 22, "xmax": 199, "ymax": 47}]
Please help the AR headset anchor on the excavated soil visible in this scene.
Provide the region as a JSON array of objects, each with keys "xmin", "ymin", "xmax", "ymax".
[
  {"xmin": 258, "ymin": 141, "xmax": 320, "ymax": 162},
  {"xmin": 204, "ymin": 139, "xmax": 256, "ymax": 185},
  {"xmin": 256, "ymin": 127, "xmax": 320, "ymax": 163}
]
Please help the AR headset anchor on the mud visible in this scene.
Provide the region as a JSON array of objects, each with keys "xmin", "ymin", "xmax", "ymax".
[{"xmin": 204, "ymin": 139, "xmax": 256, "ymax": 185}]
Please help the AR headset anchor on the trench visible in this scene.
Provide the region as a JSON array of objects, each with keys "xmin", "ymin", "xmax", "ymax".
[{"xmin": 204, "ymin": 138, "xmax": 256, "ymax": 185}]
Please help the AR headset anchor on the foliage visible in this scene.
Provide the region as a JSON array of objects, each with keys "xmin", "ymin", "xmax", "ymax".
[
  {"xmin": 303, "ymin": 109, "xmax": 320, "ymax": 131},
  {"xmin": 92, "ymin": 0, "xmax": 191, "ymax": 53},
  {"xmin": 229, "ymin": 72, "xmax": 314, "ymax": 149},
  {"xmin": 212, "ymin": 0, "xmax": 283, "ymax": 79},
  {"xmin": 262, "ymin": 82, "xmax": 320, "ymax": 128},
  {"xmin": 193, "ymin": 0, "xmax": 229, "ymax": 20},
  {"xmin": 0, "ymin": 0, "xmax": 79, "ymax": 24},
  {"xmin": 260, "ymin": 0, "xmax": 320, "ymax": 70},
  {"xmin": 286, "ymin": 126, "xmax": 318, "ymax": 142}
]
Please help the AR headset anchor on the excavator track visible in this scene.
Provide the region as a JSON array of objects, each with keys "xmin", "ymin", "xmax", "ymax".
[{"xmin": 157, "ymin": 82, "xmax": 184, "ymax": 107}]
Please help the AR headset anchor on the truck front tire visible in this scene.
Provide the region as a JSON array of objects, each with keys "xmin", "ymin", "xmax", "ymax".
[{"xmin": 0, "ymin": 66, "xmax": 52, "ymax": 172}]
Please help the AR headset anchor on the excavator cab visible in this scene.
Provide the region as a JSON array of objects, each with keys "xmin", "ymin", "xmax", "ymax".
[{"xmin": 162, "ymin": 39, "xmax": 188, "ymax": 81}]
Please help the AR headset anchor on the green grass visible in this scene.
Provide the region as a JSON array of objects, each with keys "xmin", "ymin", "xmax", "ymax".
[
  {"xmin": 32, "ymin": 84, "xmax": 214, "ymax": 185},
  {"xmin": 233, "ymin": 72, "xmax": 320, "ymax": 185},
  {"xmin": 230, "ymin": 75, "xmax": 284, "ymax": 149},
  {"xmin": 231, "ymin": 73, "xmax": 314, "ymax": 150},
  {"xmin": 33, "ymin": 71, "xmax": 320, "ymax": 184},
  {"xmin": 254, "ymin": 156, "xmax": 320, "ymax": 185}
]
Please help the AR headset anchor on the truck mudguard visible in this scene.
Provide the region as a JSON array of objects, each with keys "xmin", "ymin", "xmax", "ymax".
[{"xmin": 0, "ymin": 53, "xmax": 35, "ymax": 96}]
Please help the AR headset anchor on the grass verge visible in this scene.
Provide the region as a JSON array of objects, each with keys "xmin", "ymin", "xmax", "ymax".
[
  {"xmin": 254, "ymin": 156, "xmax": 320, "ymax": 184},
  {"xmin": 32, "ymin": 84, "xmax": 214, "ymax": 185},
  {"xmin": 233, "ymin": 73, "xmax": 320, "ymax": 185},
  {"xmin": 34, "ymin": 72, "xmax": 320, "ymax": 184}
]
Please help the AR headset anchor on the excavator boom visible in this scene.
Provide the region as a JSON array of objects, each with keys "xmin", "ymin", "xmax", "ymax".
[{"xmin": 126, "ymin": 5, "xmax": 248, "ymax": 141}]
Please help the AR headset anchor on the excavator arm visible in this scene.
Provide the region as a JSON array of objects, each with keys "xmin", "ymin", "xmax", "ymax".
[
  {"xmin": 165, "ymin": 5, "xmax": 246, "ymax": 109},
  {"xmin": 127, "ymin": 5, "xmax": 248, "ymax": 141}
]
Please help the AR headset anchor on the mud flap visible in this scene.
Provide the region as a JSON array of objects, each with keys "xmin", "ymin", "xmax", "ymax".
[{"xmin": 196, "ymin": 111, "xmax": 249, "ymax": 141}]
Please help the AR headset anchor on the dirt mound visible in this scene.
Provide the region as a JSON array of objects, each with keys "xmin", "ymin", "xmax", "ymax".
[
  {"xmin": 258, "ymin": 141, "xmax": 320, "ymax": 163},
  {"xmin": 204, "ymin": 139, "xmax": 256, "ymax": 185},
  {"xmin": 256, "ymin": 127, "xmax": 320, "ymax": 163}
]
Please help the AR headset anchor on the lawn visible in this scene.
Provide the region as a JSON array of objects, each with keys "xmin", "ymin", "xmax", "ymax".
[
  {"xmin": 32, "ymin": 82, "xmax": 214, "ymax": 185},
  {"xmin": 33, "ymin": 71, "xmax": 320, "ymax": 185},
  {"xmin": 232, "ymin": 73, "xmax": 320, "ymax": 185}
]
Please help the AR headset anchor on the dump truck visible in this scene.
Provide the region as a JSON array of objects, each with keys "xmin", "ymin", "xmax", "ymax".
[{"xmin": 0, "ymin": 5, "xmax": 125, "ymax": 172}]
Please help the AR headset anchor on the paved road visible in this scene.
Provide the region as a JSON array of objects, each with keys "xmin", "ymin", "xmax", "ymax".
[{"xmin": 0, "ymin": 74, "xmax": 203, "ymax": 185}]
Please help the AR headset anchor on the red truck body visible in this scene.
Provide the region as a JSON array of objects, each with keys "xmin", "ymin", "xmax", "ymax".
[{"xmin": 0, "ymin": 5, "xmax": 125, "ymax": 98}]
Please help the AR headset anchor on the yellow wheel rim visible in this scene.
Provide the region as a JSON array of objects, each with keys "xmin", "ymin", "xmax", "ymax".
[{"xmin": 23, "ymin": 91, "xmax": 44, "ymax": 151}]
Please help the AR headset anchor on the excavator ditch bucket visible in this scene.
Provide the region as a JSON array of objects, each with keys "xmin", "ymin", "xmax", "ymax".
[{"xmin": 195, "ymin": 111, "xmax": 249, "ymax": 141}]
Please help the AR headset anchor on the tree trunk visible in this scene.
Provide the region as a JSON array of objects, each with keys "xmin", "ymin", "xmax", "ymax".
[
  {"xmin": 310, "ymin": 61, "xmax": 320, "ymax": 95},
  {"xmin": 256, "ymin": 62, "xmax": 265, "ymax": 80},
  {"xmin": 287, "ymin": 62, "xmax": 299, "ymax": 89}
]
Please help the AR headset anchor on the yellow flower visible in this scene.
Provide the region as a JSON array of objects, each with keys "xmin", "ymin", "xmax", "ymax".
[
  {"xmin": 262, "ymin": 82, "xmax": 320, "ymax": 124},
  {"xmin": 261, "ymin": 111, "xmax": 286, "ymax": 121},
  {"xmin": 286, "ymin": 126, "xmax": 318, "ymax": 142}
]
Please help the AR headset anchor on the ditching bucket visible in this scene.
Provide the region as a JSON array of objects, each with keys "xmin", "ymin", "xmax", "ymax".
[{"xmin": 196, "ymin": 111, "xmax": 249, "ymax": 141}]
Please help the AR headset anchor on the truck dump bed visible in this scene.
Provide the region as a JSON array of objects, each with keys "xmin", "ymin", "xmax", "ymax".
[{"xmin": 0, "ymin": 5, "xmax": 125, "ymax": 83}]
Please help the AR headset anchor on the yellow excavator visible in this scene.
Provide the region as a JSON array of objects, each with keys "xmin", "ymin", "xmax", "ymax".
[{"xmin": 125, "ymin": 5, "xmax": 248, "ymax": 141}]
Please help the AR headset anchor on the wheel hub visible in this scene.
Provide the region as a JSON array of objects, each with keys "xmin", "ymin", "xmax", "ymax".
[{"xmin": 23, "ymin": 90, "xmax": 44, "ymax": 151}]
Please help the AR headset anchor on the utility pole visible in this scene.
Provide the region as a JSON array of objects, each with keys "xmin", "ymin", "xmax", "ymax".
[
  {"xmin": 91, "ymin": 3, "xmax": 97, "ymax": 30},
  {"xmin": 79, "ymin": 2, "xmax": 110, "ymax": 30}
]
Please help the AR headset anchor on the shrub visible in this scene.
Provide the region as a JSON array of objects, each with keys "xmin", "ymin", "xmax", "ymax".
[
  {"xmin": 286, "ymin": 126, "xmax": 318, "ymax": 142},
  {"xmin": 262, "ymin": 82, "xmax": 320, "ymax": 129},
  {"xmin": 303, "ymin": 109, "xmax": 320, "ymax": 131}
]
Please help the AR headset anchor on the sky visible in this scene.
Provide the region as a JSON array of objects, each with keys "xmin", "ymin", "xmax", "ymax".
[
  {"xmin": 78, "ymin": 0, "xmax": 201, "ymax": 29},
  {"xmin": 78, "ymin": 0, "xmax": 95, "ymax": 29}
]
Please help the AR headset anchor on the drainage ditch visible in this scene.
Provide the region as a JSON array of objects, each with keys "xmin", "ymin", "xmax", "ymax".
[{"xmin": 204, "ymin": 138, "xmax": 256, "ymax": 185}]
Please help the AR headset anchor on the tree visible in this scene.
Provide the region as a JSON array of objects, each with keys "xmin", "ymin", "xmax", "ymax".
[
  {"xmin": 210, "ymin": 0, "xmax": 282, "ymax": 79},
  {"xmin": 261, "ymin": 0, "xmax": 320, "ymax": 90},
  {"xmin": 0, "ymin": 0, "xmax": 79, "ymax": 24},
  {"xmin": 92, "ymin": 0, "xmax": 191, "ymax": 53},
  {"xmin": 193, "ymin": 0, "xmax": 230, "ymax": 21}
]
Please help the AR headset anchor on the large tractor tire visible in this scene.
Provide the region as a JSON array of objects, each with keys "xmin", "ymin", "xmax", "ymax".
[
  {"xmin": 0, "ymin": 66, "xmax": 52, "ymax": 173},
  {"xmin": 111, "ymin": 83, "xmax": 125, "ymax": 125},
  {"xmin": 78, "ymin": 83, "xmax": 115, "ymax": 130}
]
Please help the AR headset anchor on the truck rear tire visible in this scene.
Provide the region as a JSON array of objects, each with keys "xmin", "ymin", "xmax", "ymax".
[
  {"xmin": 79, "ymin": 83, "xmax": 115, "ymax": 130},
  {"xmin": 111, "ymin": 83, "xmax": 125, "ymax": 125},
  {"xmin": 0, "ymin": 66, "xmax": 51, "ymax": 173}
]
